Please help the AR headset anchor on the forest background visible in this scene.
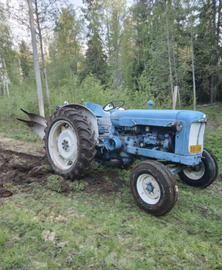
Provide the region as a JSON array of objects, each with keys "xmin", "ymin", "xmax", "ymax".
[
  {"xmin": 0, "ymin": 2, "xmax": 222, "ymax": 268},
  {"xmin": 0, "ymin": 0, "xmax": 221, "ymax": 117}
]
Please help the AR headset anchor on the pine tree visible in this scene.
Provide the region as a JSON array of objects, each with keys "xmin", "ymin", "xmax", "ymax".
[
  {"xmin": 53, "ymin": 7, "xmax": 82, "ymax": 79},
  {"xmin": 195, "ymin": 0, "xmax": 222, "ymax": 103},
  {"xmin": 82, "ymin": 0, "xmax": 108, "ymax": 84}
]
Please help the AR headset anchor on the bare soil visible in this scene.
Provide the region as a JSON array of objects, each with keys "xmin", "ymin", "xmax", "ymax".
[{"xmin": 0, "ymin": 137, "xmax": 126, "ymax": 198}]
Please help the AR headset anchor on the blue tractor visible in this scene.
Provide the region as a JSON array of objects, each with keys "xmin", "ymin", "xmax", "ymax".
[{"xmin": 18, "ymin": 100, "xmax": 218, "ymax": 216}]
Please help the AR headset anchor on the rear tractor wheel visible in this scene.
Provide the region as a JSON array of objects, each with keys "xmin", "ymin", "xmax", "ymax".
[
  {"xmin": 44, "ymin": 108, "xmax": 96, "ymax": 179},
  {"xmin": 130, "ymin": 160, "xmax": 178, "ymax": 216}
]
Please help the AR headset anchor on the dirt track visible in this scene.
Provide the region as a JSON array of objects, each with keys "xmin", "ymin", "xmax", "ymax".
[{"xmin": 0, "ymin": 137, "xmax": 126, "ymax": 198}]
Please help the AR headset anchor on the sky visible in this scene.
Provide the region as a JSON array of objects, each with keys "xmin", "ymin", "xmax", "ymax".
[
  {"xmin": 70, "ymin": 0, "xmax": 83, "ymax": 7},
  {"xmin": 1, "ymin": 0, "xmax": 85, "ymax": 47}
]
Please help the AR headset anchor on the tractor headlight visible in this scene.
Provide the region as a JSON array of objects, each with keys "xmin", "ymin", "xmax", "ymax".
[
  {"xmin": 199, "ymin": 114, "xmax": 207, "ymax": 123},
  {"xmin": 171, "ymin": 121, "xmax": 182, "ymax": 132}
]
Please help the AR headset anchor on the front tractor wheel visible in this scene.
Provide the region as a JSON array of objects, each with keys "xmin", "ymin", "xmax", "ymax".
[
  {"xmin": 130, "ymin": 160, "xmax": 178, "ymax": 216},
  {"xmin": 178, "ymin": 148, "xmax": 218, "ymax": 188},
  {"xmin": 44, "ymin": 108, "xmax": 96, "ymax": 179}
]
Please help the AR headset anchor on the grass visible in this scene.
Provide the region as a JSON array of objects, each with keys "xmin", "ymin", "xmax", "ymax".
[
  {"xmin": 0, "ymin": 179, "xmax": 222, "ymax": 270},
  {"xmin": 0, "ymin": 102, "xmax": 221, "ymax": 269}
]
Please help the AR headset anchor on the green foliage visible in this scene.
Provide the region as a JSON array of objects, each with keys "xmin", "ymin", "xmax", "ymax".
[
  {"xmin": 47, "ymin": 175, "xmax": 64, "ymax": 193},
  {"xmin": 49, "ymin": 75, "xmax": 107, "ymax": 106},
  {"xmin": 54, "ymin": 8, "xmax": 81, "ymax": 59},
  {"xmin": 42, "ymin": 165, "xmax": 52, "ymax": 173},
  {"xmin": 1, "ymin": 0, "xmax": 222, "ymax": 107},
  {"xmin": 84, "ymin": 33, "xmax": 109, "ymax": 85},
  {"xmin": 69, "ymin": 180, "xmax": 89, "ymax": 192},
  {"xmin": 19, "ymin": 40, "xmax": 33, "ymax": 78},
  {"xmin": 0, "ymin": 81, "xmax": 39, "ymax": 118},
  {"xmin": 0, "ymin": 22, "xmax": 21, "ymax": 87},
  {"xmin": 104, "ymin": 0, "xmax": 127, "ymax": 89}
]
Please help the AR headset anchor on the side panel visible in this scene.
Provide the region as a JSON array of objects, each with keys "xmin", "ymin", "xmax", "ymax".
[{"xmin": 126, "ymin": 146, "xmax": 202, "ymax": 166}]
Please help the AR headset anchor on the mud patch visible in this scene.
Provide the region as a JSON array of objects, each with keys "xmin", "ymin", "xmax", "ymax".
[{"xmin": 0, "ymin": 147, "xmax": 127, "ymax": 198}]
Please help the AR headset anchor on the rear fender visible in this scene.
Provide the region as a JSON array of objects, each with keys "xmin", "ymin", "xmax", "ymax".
[
  {"xmin": 63, "ymin": 104, "xmax": 99, "ymax": 142},
  {"xmin": 18, "ymin": 105, "xmax": 99, "ymax": 142}
]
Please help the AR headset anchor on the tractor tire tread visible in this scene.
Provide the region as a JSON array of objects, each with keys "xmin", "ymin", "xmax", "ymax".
[{"xmin": 44, "ymin": 107, "xmax": 96, "ymax": 180}]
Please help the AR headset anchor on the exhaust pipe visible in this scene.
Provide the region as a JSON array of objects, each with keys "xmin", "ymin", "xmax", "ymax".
[{"xmin": 17, "ymin": 109, "xmax": 47, "ymax": 139}]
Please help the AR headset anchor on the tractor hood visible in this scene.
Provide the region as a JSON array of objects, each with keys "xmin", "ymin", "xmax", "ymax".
[{"xmin": 110, "ymin": 109, "xmax": 206, "ymax": 128}]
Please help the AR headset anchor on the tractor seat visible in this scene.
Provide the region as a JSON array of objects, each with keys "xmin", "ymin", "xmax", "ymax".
[{"xmin": 85, "ymin": 102, "xmax": 109, "ymax": 117}]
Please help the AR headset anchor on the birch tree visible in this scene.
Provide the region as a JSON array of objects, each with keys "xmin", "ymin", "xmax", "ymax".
[
  {"xmin": 0, "ymin": 5, "xmax": 19, "ymax": 96},
  {"xmin": 27, "ymin": 0, "xmax": 44, "ymax": 117},
  {"xmin": 165, "ymin": 6, "xmax": 174, "ymax": 108},
  {"xmin": 33, "ymin": 0, "xmax": 51, "ymax": 114},
  {"xmin": 32, "ymin": 0, "xmax": 67, "ymax": 114}
]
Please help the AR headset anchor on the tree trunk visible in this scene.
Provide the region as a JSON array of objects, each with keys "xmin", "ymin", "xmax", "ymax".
[
  {"xmin": 173, "ymin": 84, "xmax": 178, "ymax": 110},
  {"xmin": 34, "ymin": 0, "xmax": 51, "ymax": 115},
  {"xmin": 210, "ymin": 74, "xmax": 216, "ymax": 104},
  {"xmin": 190, "ymin": 27, "xmax": 196, "ymax": 110},
  {"xmin": 27, "ymin": 0, "xmax": 44, "ymax": 117},
  {"xmin": 165, "ymin": 9, "xmax": 174, "ymax": 108},
  {"xmin": 217, "ymin": 0, "xmax": 222, "ymax": 44},
  {"xmin": 208, "ymin": 0, "xmax": 219, "ymax": 104},
  {"xmin": 2, "ymin": 59, "xmax": 9, "ymax": 96}
]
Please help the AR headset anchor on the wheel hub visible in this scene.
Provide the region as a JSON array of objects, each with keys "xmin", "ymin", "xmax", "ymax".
[
  {"xmin": 146, "ymin": 183, "xmax": 154, "ymax": 193},
  {"xmin": 62, "ymin": 139, "xmax": 69, "ymax": 151},
  {"xmin": 48, "ymin": 120, "xmax": 78, "ymax": 170},
  {"xmin": 183, "ymin": 162, "xmax": 205, "ymax": 180},
  {"xmin": 58, "ymin": 130, "xmax": 77, "ymax": 160},
  {"xmin": 137, "ymin": 174, "xmax": 161, "ymax": 204}
]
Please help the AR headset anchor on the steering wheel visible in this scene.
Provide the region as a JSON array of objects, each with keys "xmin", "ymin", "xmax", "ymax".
[{"xmin": 103, "ymin": 100, "xmax": 125, "ymax": 112}]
